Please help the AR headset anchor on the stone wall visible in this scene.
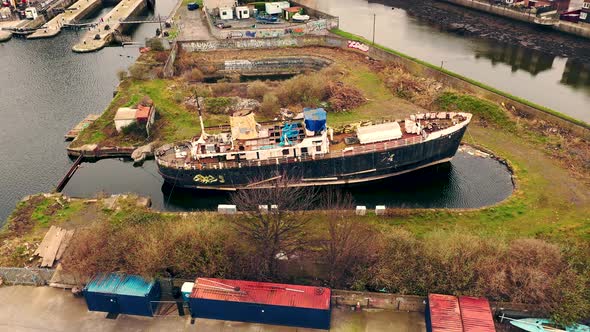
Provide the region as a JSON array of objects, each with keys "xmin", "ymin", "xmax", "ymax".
[
  {"xmin": 439, "ymin": 0, "xmax": 590, "ymax": 40},
  {"xmin": 204, "ymin": 7, "xmax": 338, "ymax": 40}
]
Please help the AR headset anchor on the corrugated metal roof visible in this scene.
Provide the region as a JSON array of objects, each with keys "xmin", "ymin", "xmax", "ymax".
[
  {"xmin": 85, "ymin": 274, "xmax": 154, "ymax": 297},
  {"xmin": 190, "ymin": 278, "xmax": 330, "ymax": 310},
  {"xmin": 459, "ymin": 296, "xmax": 496, "ymax": 332},
  {"xmin": 135, "ymin": 105, "xmax": 152, "ymax": 120},
  {"xmin": 428, "ymin": 294, "xmax": 464, "ymax": 332}
]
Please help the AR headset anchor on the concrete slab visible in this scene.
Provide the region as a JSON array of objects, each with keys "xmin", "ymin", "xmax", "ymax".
[
  {"xmin": 176, "ymin": 8, "xmax": 213, "ymax": 41},
  {"xmin": 0, "ymin": 286, "xmax": 426, "ymax": 332},
  {"xmin": 72, "ymin": 0, "xmax": 146, "ymax": 52},
  {"xmin": 28, "ymin": 0, "xmax": 102, "ymax": 39}
]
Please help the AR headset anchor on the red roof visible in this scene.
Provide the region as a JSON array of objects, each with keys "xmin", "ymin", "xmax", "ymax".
[
  {"xmin": 459, "ymin": 296, "xmax": 496, "ymax": 332},
  {"xmin": 428, "ymin": 294, "xmax": 464, "ymax": 332},
  {"xmin": 284, "ymin": 6, "xmax": 302, "ymax": 12},
  {"xmin": 190, "ymin": 278, "xmax": 331, "ymax": 310},
  {"xmin": 135, "ymin": 105, "xmax": 152, "ymax": 120}
]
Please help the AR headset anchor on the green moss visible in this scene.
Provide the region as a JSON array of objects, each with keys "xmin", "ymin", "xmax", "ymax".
[{"xmin": 436, "ymin": 92, "xmax": 514, "ymax": 129}]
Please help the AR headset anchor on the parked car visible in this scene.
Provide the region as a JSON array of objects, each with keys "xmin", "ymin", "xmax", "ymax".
[{"xmin": 187, "ymin": 2, "xmax": 199, "ymax": 11}]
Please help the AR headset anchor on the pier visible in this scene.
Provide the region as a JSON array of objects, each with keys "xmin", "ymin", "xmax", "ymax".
[
  {"xmin": 72, "ymin": 0, "xmax": 147, "ymax": 53},
  {"xmin": 27, "ymin": 0, "xmax": 102, "ymax": 39},
  {"xmin": 64, "ymin": 114, "xmax": 100, "ymax": 140}
]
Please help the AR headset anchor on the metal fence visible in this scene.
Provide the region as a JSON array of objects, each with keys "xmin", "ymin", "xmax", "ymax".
[{"xmin": 0, "ymin": 267, "xmax": 56, "ymax": 286}]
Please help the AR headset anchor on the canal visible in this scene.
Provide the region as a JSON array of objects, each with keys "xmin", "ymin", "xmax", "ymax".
[{"xmin": 4, "ymin": 0, "xmax": 587, "ymax": 222}]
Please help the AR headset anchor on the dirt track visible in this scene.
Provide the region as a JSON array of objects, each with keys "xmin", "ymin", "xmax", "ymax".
[{"xmin": 380, "ymin": 0, "xmax": 590, "ymax": 62}]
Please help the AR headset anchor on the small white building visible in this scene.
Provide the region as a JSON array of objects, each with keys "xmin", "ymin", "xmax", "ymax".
[
  {"xmin": 114, "ymin": 107, "xmax": 137, "ymax": 132},
  {"xmin": 203, "ymin": 0, "xmax": 236, "ymax": 10},
  {"xmin": 235, "ymin": 6, "xmax": 249, "ymax": 19},
  {"xmin": 265, "ymin": 1, "xmax": 290, "ymax": 15},
  {"xmin": 219, "ymin": 7, "xmax": 234, "ymax": 19}
]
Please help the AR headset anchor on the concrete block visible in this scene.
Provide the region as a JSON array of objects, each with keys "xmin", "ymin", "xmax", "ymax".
[
  {"xmin": 355, "ymin": 206, "xmax": 366, "ymax": 216},
  {"xmin": 218, "ymin": 204, "xmax": 237, "ymax": 214},
  {"xmin": 375, "ymin": 205, "xmax": 386, "ymax": 215},
  {"xmin": 258, "ymin": 205, "xmax": 268, "ymax": 212},
  {"xmin": 270, "ymin": 204, "xmax": 278, "ymax": 211}
]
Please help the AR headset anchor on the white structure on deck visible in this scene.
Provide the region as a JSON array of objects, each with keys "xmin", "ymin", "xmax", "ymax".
[{"xmin": 356, "ymin": 122, "xmax": 403, "ymax": 144}]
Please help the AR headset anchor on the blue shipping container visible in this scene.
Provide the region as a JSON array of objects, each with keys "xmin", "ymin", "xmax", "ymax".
[
  {"xmin": 84, "ymin": 273, "xmax": 161, "ymax": 317},
  {"xmin": 190, "ymin": 298, "xmax": 331, "ymax": 329}
]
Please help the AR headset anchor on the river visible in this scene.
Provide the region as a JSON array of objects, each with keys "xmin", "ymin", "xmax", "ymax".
[{"xmin": 7, "ymin": 0, "xmax": 587, "ymax": 222}]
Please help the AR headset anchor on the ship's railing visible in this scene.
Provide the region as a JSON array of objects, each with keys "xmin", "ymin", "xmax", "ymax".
[{"xmin": 157, "ymin": 136, "xmax": 424, "ymax": 171}]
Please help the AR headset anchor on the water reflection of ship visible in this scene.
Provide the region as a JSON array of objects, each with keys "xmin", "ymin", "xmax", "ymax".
[
  {"xmin": 561, "ymin": 58, "xmax": 590, "ymax": 87},
  {"xmin": 475, "ymin": 42, "xmax": 554, "ymax": 76}
]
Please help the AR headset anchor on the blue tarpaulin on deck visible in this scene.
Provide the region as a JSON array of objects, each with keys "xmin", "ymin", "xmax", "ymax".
[{"xmin": 303, "ymin": 108, "xmax": 327, "ymax": 132}]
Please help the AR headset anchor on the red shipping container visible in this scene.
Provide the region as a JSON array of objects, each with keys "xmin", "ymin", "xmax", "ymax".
[
  {"xmin": 428, "ymin": 294, "xmax": 464, "ymax": 332},
  {"xmin": 459, "ymin": 296, "xmax": 496, "ymax": 332},
  {"xmin": 190, "ymin": 278, "xmax": 330, "ymax": 310}
]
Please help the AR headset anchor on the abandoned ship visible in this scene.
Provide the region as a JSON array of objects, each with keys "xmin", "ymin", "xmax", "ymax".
[{"xmin": 155, "ymin": 108, "xmax": 472, "ymax": 190}]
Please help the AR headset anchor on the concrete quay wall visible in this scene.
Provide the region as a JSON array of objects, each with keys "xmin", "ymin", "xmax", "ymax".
[
  {"xmin": 28, "ymin": 0, "xmax": 103, "ymax": 39},
  {"xmin": 72, "ymin": 0, "xmax": 146, "ymax": 52},
  {"xmin": 439, "ymin": 0, "xmax": 590, "ymax": 40}
]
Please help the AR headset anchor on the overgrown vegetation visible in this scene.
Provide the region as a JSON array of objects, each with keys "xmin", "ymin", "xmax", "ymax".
[{"xmin": 45, "ymin": 191, "xmax": 589, "ymax": 325}]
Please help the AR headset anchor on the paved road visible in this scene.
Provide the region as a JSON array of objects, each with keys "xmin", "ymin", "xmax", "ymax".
[
  {"xmin": 176, "ymin": 7, "xmax": 213, "ymax": 41},
  {"xmin": 0, "ymin": 286, "xmax": 426, "ymax": 332}
]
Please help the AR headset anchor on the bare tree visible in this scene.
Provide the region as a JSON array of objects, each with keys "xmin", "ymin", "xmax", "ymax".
[
  {"xmin": 318, "ymin": 190, "xmax": 378, "ymax": 288},
  {"xmin": 229, "ymin": 175, "xmax": 318, "ymax": 279}
]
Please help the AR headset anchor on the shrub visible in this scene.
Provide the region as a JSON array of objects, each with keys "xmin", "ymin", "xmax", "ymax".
[
  {"xmin": 205, "ymin": 97, "xmax": 233, "ymax": 115},
  {"xmin": 327, "ymin": 82, "xmax": 365, "ymax": 112},
  {"xmin": 184, "ymin": 68, "xmax": 205, "ymax": 82},
  {"xmin": 275, "ymin": 74, "xmax": 328, "ymax": 107},
  {"xmin": 247, "ymin": 81, "xmax": 268, "ymax": 101},
  {"xmin": 116, "ymin": 69, "xmax": 128, "ymax": 82},
  {"xmin": 146, "ymin": 37, "xmax": 164, "ymax": 51},
  {"xmin": 121, "ymin": 121, "xmax": 147, "ymax": 138},
  {"xmin": 211, "ymin": 82, "xmax": 234, "ymax": 96},
  {"xmin": 259, "ymin": 93, "xmax": 279, "ymax": 116},
  {"xmin": 153, "ymin": 51, "xmax": 169, "ymax": 63},
  {"xmin": 128, "ymin": 63, "xmax": 150, "ymax": 80}
]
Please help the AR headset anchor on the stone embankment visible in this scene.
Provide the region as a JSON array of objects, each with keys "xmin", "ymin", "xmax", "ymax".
[
  {"xmin": 378, "ymin": 0, "xmax": 590, "ymax": 63},
  {"xmin": 72, "ymin": 0, "xmax": 146, "ymax": 52},
  {"xmin": 28, "ymin": 0, "xmax": 103, "ymax": 39},
  {"xmin": 439, "ymin": 0, "xmax": 590, "ymax": 39},
  {"xmin": 0, "ymin": 30, "xmax": 11, "ymax": 42}
]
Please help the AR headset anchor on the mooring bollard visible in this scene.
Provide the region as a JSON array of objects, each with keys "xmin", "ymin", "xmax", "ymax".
[
  {"xmin": 217, "ymin": 204, "xmax": 236, "ymax": 214},
  {"xmin": 356, "ymin": 206, "xmax": 366, "ymax": 216},
  {"xmin": 375, "ymin": 205, "xmax": 386, "ymax": 215}
]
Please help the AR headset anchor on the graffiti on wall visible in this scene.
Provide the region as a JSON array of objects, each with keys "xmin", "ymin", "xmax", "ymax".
[
  {"xmin": 306, "ymin": 19, "xmax": 327, "ymax": 32},
  {"xmin": 225, "ymin": 60, "xmax": 253, "ymax": 70},
  {"xmin": 186, "ymin": 41, "xmax": 218, "ymax": 52},
  {"xmin": 347, "ymin": 40, "xmax": 370, "ymax": 52}
]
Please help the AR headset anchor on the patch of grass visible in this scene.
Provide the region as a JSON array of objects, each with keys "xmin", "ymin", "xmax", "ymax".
[
  {"xmin": 204, "ymin": 97, "xmax": 233, "ymax": 114},
  {"xmin": 330, "ymin": 28, "xmax": 589, "ymax": 129},
  {"xmin": 436, "ymin": 92, "xmax": 514, "ymax": 129}
]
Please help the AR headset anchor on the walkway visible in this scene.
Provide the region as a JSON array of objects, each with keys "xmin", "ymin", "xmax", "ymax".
[
  {"xmin": 27, "ymin": 0, "xmax": 102, "ymax": 39},
  {"xmin": 0, "ymin": 285, "xmax": 426, "ymax": 332},
  {"xmin": 71, "ymin": 0, "xmax": 146, "ymax": 52}
]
